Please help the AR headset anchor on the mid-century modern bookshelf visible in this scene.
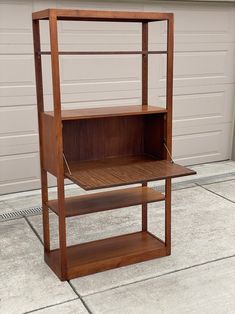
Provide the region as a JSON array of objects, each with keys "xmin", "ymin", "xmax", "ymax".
[{"xmin": 32, "ymin": 8, "xmax": 196, "ymax": 281}]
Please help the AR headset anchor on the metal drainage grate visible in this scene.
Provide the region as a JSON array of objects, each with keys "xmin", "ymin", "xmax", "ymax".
[{"xmin": 0, "ymin": 206, "xmax": 42, "ymax": 222}]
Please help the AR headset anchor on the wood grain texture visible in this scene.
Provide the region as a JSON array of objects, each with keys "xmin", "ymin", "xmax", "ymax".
[
  {"xmin": 33, "ymin": 8, "xmax": 173, "ymax": 22},
  {"xmin": 33, "ymin": 9, "xmax": 196, "ymax": 281},
  {"xmin": 62, "ymin": 116, "xmax": 144, "ymax": 162},
  {"xmin": 32, "ymin": 19, "xmax": 50, "ymax": 252},
  {"xmin": 62, "ymin": 114, "xmax": 165, "ymax": 164},
  {"xmin": 45, "ymin": 231, "xmax": 166, "ymax": 280},
  {"xmin": 46, "ymin": 105, "xmax": 167, "ymax": 120},
  {"xmin": 142, "ymin": 22, "xmax": 149, "ymax": 231},
  {"xmin": 47, "ymin": 187, "xmax": 165, "ymax": 217},
  {"xmin": 39, "ymin": 51, "xmax": 167, "ymax": 55},
  {"xmin": 65, "ymin": 156, "xmax": 196, "ymax": 190},
  {"xmin": 49, "ymin": 12, "xmax": 67, "ymax": 279},
  {"xmin": 40, "ymin": 113, "xmax": 57, "ymax": 176},
  {"xmin": 165, "ymin": 15, "xmax": 174, "ymax": 255}
]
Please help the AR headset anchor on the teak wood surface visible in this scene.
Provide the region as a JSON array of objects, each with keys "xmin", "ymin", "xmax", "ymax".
[
  {"xmin": 47, "ymin": 187, "xmax": 165, "ymax": 217},
  {"xmin": 33, "ymin": 8, "xmax": 196, "ymax": 281},
  {"xmin": 45, "ymin": 231, "xmax": 166, "ymax": 279},
  {"xmin": 32, "ymin": 8, "xmax": 173, "ymax": 21}
]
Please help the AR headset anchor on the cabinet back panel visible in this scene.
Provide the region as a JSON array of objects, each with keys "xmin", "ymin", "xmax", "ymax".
[{"xmin": 63, "ymin": 116, "xmax": 144, "ymax": 162}]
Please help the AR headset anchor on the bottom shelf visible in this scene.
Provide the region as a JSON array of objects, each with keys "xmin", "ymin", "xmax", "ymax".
[{"xmin": 45, "ymin": 231, "xmax": 166, "ymax": 280}]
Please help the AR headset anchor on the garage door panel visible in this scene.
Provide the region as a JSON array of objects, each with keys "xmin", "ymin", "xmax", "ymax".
[
  {"xmin": 173, "ymin": 123, "xmax": 233, "ymax": 165},
  {"xmin": 0, "ymin": 55, "xmax": 34, "ymax": 85},
  {"xmin": 61, "ymin": 91, "xmax": 140, "ymax": 110},
  {"xmin": 0, "ymin": 106, "xmax": 37, "ymax": 134},
  {"xmin": 148, "ymin": 2, "xmax": 235, "ymax": 43},
  {"xmin": 58, "ymin": 21, "xmax": 141, "ymax": 50},
  {"xmin": 0, "ymin": 1, "xmax": 33, "ymax": 53},
  {"xmin": 0, "ymin": 153, "xmax": 39, "ymax": 183},
  {"xmin": 60, "ymin": 55, "xmax": 141, "ymax": 83},
  {"xmin": 0, "ymin": 34, "xmax": 32, "ymax": 54},
  {"xmin": 43, "ymin": 86, "xmax": 141, "ymax": 111},
  {"xmin": 56, "ymin": 0, "xmax": 144, "ymax": 49},
  {"xmin": 0, "ymin": 92, "xmax": 36, "ymax": 107},
  {"xmin": 150, "ymin": 43, "xmax": 235, "ymax": 89},
  {"xmin": 0, "ymin": 154, "xmax": 40, "ymax": 195},
  {"xmin": 0, "ymin": 134, "xmax": 38, "ymax": 156},
  {"xmin": 150, "ymin": 84, "xmax": 234, "ymax": 128},
  {"xmin": 0, "ymin": 2, "xmax": 31, "ymax": 30},
  {"xmin": 57, "ymin": 0, "xmax": 144, "ymax": 12}
]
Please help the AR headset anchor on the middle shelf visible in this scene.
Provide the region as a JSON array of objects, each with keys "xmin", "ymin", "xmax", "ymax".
[{"xmin": 47, "ymin": 186, "xmax": 165, "ymax": 217}]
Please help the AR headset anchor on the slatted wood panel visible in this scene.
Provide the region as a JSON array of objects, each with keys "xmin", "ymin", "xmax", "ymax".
[{"xmin": 65, "ymin": 157, "xmax": 196, "ymax": 190}]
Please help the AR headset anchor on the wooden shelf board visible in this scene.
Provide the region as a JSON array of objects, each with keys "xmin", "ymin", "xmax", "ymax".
[
  {"xmin": 45, "ymin": 105, "xmax": 167, "ymax": 120},
  {"xmin": 47, "ymin": 186, "xmax": 165, "ymax": 217},
  {"xmin": 33, "ymin": 9, "xmax": 173, "ymax": 22},
  {"xmin": 45, "ymin": 231, "xmax": 166, "ymax": 280},
  {"xmin": 65, "ymin": 155, "xmax": 196, "ymax": 190}
]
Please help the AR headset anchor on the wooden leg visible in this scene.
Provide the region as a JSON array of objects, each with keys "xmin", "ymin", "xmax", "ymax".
[
  {"xmin": 32, "ymin": 20, "xmax": 50, "ymax": 253},
  {"xmin": 41, "ymin": 169, "xmax": 50, "ymax": 252},
  {"xmin": 57, "ymin": 176, "xmax": 67, "ymax": 280},
  {"xmin": 142, "ymin": 182, "xmax": 148, "ymax": 231},
  {"xmin": 48, "ymin": 12, "xmax": 68, "ymax": 280},
  {"xmin": 165, "ymin": 178, "xmax": 171, "ymax": 255}
]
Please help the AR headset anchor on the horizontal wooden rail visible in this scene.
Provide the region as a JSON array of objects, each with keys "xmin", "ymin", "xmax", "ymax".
[{"xmin": 38, "ymin": 50, "xmax": 167, "ymax": 55}]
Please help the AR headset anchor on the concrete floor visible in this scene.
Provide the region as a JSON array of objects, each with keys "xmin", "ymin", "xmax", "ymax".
[{"xmin": 0, "ymin": 160, "xmax": 235, "ymax": 314}]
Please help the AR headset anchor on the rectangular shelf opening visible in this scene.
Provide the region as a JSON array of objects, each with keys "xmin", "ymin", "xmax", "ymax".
[
  {"xmin": 60, "ymin": 113, "xmax": 196, "ymax": 190},
  {"xmin": 45, "ymin": 231, "xmax": 166, "ymax": 280}
]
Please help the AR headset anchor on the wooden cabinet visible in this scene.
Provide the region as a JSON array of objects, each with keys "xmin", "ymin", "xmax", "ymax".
[{"xmin": 33, "ymin": 8, "xmax": 196, "ymax": 281}]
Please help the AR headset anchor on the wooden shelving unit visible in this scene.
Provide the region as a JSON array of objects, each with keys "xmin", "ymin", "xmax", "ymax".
[{"xmin": 33, "ymin": 8, "xmax": 196, "ymax": 281}]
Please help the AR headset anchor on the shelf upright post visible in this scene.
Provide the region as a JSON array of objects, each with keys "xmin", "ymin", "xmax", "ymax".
[
  {"xmin": 49, "ymin": 9, "xmax": 67, "ymax": 279},
  {"xmin": 142, "ymin": 21, "xmax": 148, "ymax": 231},
  {"xmin": 32, "ymin": 19, "xmax": 50, "ymax": 253},
  {"xmin": 165, "ymin": 15, "xmax": 174, "ymax": 255}
]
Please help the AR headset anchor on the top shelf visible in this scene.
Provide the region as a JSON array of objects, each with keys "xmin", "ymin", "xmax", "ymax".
[
  {"xmin": 45, "ymin": 105, "xmax": 167, "ymax": 120},
  {"xmin": 32, "ymin": 9, "xmax": 173, "ymax": 22}
]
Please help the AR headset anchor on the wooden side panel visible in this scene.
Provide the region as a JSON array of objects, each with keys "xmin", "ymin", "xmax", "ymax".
[
  {"xmin": 40, "ymin": 113, "xmax": 57, "ymax": 175},
  {"xmin": 144, "ymin": 114, "xmax": 165, "ymax": 160},
  {"xmin": 63, "ymin": 116, "xmax": 144, "ymax": 162}
]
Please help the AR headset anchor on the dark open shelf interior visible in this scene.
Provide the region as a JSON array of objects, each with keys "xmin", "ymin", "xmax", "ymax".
[{"xmin": 61, "ymin": 113, "xmax": 195, "ymax": 190}]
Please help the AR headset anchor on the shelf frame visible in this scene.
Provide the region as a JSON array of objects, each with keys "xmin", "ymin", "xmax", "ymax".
[
  {"xmin": 32, "ymin": 8, "xmax": 179, "ymax": 281},
  {"xmin": 45, "ymin": 231, "xmax": 167, "ymax": 280},
  {"xmin": 38, "ymin": 50, "xmax": 167, "ymax": 55},
  {"xmin": 32, "ymin": 8, "xmax": 173, "ymax": 22}
]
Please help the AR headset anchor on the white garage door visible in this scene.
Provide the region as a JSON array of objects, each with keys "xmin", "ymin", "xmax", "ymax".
[{"xmin": 0, "ymin": 0, "xmax": 235, "ymax": 194}]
